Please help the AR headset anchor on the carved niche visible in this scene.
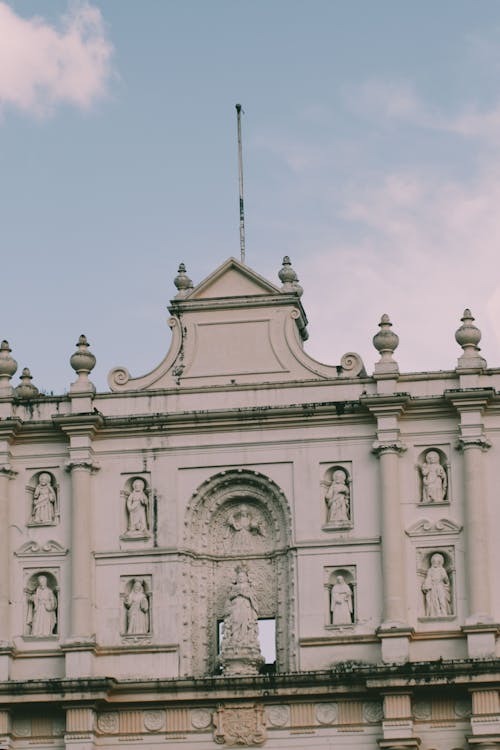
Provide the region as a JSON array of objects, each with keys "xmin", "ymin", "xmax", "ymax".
[
  {"xmin": 417, "ymin": 547, "xmax": 455, "ymax": 620},
  {"xmin": 417, "ymin": 448, "xmax": 449, "ymax": 505},
  {"xmin": 182, "ymin": 469, "xmax": 295, "ymax": 677},
  {"xmin": 24, "ymin": 570, "xmax": 59, "ymax": 637},
  {"xmin": 321, "ymin": 464, "xmax": 353, "ymax": 529},
  {"xmin": 324, "ymin": 566, "xmax": 356, "ymax": 627},
  {"xmin": 120, "ymin": 576, "xmax": 152, "ymax": 640},
  {"xmin": 121, "ymin": 476, "xmax": 151, "ymax": 540},
  {"xmin": 27, "ymin": 471, "xmax": 59, "ymax": 526}
]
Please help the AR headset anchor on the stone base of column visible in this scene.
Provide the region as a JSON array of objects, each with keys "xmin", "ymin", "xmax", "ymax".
[
  {"xmin": 377, "ymin": 625, "xmax": 414, "ymax": 664},
  {"xmin": 62, "ymin": 638, "xmax": 96, "ymax": 678},
  {"xmin": 462, "ymin": 623, "xmax": 499, "ymax": 659}
]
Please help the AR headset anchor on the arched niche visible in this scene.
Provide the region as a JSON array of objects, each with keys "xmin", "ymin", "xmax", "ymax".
[{"xmin": 181, "ymin": 469, "xmax": 295, "ymax": 676}]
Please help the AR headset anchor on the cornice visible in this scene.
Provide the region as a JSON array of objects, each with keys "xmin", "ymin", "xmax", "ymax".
[
  {"xmin": 52, "ymin": 413, "xmax": 103, "ymax": 437},
  {"xmin": 444, "ymin": 387, "xmax": 495, "ymax": 411}
]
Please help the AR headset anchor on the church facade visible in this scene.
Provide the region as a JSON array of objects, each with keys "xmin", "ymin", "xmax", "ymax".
[{"xmin": 0, "ymin": 256, "xmax": 499, "ymax": 749}]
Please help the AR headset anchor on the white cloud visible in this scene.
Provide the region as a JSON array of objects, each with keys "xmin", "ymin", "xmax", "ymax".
[
  {"xmin": 0, "ymin": 2, "xmax": 113, "ymax": 118},
  {"xmin": 301, "ymin": 163, "xmax": 500, "ymax": 374}
]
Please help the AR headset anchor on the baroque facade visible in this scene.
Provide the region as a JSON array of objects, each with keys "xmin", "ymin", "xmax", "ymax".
[{"xmin": 0, "ymin": 256, "xmax": 498, "ymax": 749}]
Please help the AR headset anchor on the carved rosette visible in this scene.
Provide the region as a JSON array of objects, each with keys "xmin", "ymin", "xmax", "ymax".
[{"xmin": 213, "ymin": 704, "xmax": 266, "ymax": 746}]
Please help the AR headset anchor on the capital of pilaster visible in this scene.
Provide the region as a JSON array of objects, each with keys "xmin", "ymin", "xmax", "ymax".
[
  {"xmin": 372, "ymin": 440, "xmax": 407, "ymax": 457},
  {"xmin": 0, "ymin": 464, "xmax": 16, "ymax": 479},
  {"xmin": 457, "ymin": 436, "xmax": 492, "ymax": 452},
  {"xmin": 65, "ymin": 459, "xmax": 100, "ymax": 474},
  {"xmin": 467, "ymin": 737, "xmax": 500, "ymax": 749}
]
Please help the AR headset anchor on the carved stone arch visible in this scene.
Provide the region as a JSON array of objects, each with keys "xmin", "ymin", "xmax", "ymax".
[{"xmin": 181, "ymin": 469, "xmax": 295, "ymax": 677}]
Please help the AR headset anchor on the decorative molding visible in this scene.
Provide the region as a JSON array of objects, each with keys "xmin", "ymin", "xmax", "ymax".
[
  {"xmin": 65, "ymin": 460, "xmax": 100, "ymax": 473},
  {"xmin": 15, "ymin": 540, "xmax": 68, "ymax": 558},
  {"xmin": 406, "ymin": 519, "xmax": 462, "ymax": 538}
]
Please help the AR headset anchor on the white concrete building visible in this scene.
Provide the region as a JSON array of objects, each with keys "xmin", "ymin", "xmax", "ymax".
[{"xmin": 0, "ymin": 255, "xmax": 498, "ymax": 749}]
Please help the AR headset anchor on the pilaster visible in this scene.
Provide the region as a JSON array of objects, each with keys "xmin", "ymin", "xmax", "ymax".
[
  {"xmin": 363, "ymin": 394, "xmax": 411, "ymax": 662},
  {"xmin": 446, "ymin": 389, "xmax": 496, "ymax": 657},
  {"xmin": 64, "ymin": 706, "xmax": 96, "ymax": 750},
  {"xmin": 378, "ymin": 693, "xmax": 420, "ymax": 750},
  {"xmin": 54, "ymin": 414, "xmax": 102, "ymax": 677}
]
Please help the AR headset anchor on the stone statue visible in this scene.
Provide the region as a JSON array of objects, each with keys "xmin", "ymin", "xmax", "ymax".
[
  {"xmin": 124, "ymin": 580, "xmax": 150, "ymax": 634},
  {"xmin": 420, "ymin": 451, "xmax": 447, "ymax": 503},
  {"xmin": 31, "ymin": 472, "xmax": 57, "ymax": 524},
  {"xmin": 26, "ymin": 575, "xmax": 57, "ymax": 636},
  {"xmin": 223, "ymin": 505, "xmax": 265, "ymax": 551},
  {"xmin": 330, "ymin": 575, "xmax": 353, "ymax": 625},
  {"xmin": 422, "ymin": 553, "xmax": 452, "ymax": 617},
  {"xmin": 324, "ymin": 470, "xmax": 350, "ymax": 524},
  {"xmin": 125, "ymin": 478, "xmax": 149, "ymax": 534},
  {"xmin": 220, "ymin": 566, "xmax": 263, "ymax": 675}
]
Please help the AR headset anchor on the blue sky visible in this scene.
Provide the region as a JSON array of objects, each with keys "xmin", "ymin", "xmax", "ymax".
[{"xmin": 2, "ymin": 1, "xmax": 500, "ymax": 392}]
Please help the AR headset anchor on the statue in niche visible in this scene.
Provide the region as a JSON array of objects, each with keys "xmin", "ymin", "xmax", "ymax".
[
  {"xmin": 125, "ymin": 478, "xmax": 149, "ymax": 535},
  {"xmin": 330, "ymin": 575, "xmax": 353, "ymax": 625},
  {"xmin": 31, "ymin": 473, "xmax": 57, "ymax": 524},
  {"xmin": 220, "ymin": 565, "xmax": 263, "ymax": 675},
  {"xmin": 223, "ymin": 504, "xmax": 265, "ymax": 551},
  {"xmin": 422, "ymin": 553, "xmax": 452, "ymax": 617},
  {"xmin": 324, "ymin": 469, "xmax": 350, "ymax": 524},
  {"xmin": 26, "ymin": 575, "xmax": 57, "ymax": 636},
  {"xmin": 124, "ymin": 579, "xmax": 150, "ymax": 634},
  {"xmin": 420, "ymin": 451, "xmax": 447, "ymax": 503}
]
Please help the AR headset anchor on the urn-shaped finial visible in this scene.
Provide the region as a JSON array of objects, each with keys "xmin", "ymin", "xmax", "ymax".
[
  {"xmin": 174, "ymin": 262, "xmax": 194, "ymax": 298},
  {"xmin": 373, "ymin": 314, "xmax": 399, "ymax": 375},
  {"xmin": 455, "ymin": 309, "xmax": 486, "ymax": 370},
  {"xmin": 14, "ymin": 367, "xmax": 39, "ymax": 399},
  {"xmin": 70, "ymin": 335, "xmax": 96, "ymax": 392},
  {"xmin": 0, "ymin": 340, "xmax": 18, "ymax": 393},
  {"xmin": 278, "ymin": 256, "xmax": 303, "ymax": 296}
]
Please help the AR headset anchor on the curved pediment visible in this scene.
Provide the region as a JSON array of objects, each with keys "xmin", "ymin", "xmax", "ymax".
[{"xmin": 108, "ymin": 257, "xmax": 366, "ymax": 391}]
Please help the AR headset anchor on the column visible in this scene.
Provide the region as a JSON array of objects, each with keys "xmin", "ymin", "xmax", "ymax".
[{"xmin": 363, "ymin": 395, "xmax": 412, "ymax": 664}]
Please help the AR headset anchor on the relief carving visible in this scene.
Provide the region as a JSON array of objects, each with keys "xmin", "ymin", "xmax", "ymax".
[
  {"xmin": 28, "ymin": 472, "xmax": 59, "ymax": 526},
  {"xmin": 330, "ymin": 576, "xmax": 353, "ymax": 626},
  {"xmin": 219, "ymin": 565, "xmax": 264, "ymax": 676},
  {"xmin": 418, "ymin": 449, "xmax": 448, "ymax": 504},
  {"xmin": 422, "ymin": 553, "xmax": 452, "ymax": 617},
  {"xmin": 182, "ymin": 469, "xmax": 295, "ymax": 677},
  {"xmin": 25, "ymin": 573, "xmax": 58, "ymax": 637},
  {"xmin": 213, "ymin": 704, "xmax": 266, "ymax": 746},
  {"xmin": 121, "ymin": 576, "xmax": 152, "ymax": 638},
  {"xmin": 321, "ymin": 465, "xmax": 353, "ymax": 528},
  {"xmin": 417, "ymin": 548, "xmax": 455, "ymax": 619},
  {"xmin": 122, "ymin": 477, "xmax": 151, "ymax": 539},
  {"xmin": 325, "ymin": 567, "xmax": 356, "ymax": 627}
]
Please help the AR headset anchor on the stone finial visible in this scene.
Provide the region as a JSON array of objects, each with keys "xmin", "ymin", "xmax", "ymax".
[
  {"xmin": 70, "ymin": 335, "xmax": 96, "ymax": 393},
  {"xmin": 174, "ymin": 263, "xmax": 194, "ymax": 298},
  {"xmin": 13, "ymin": 367, "xmax": 39, "ymax": 399},
  {"xmin": 455, "ymin": 309, "xmax": 486, "ymax": 370},
  {"xmin": 278, "ymin": 256, "xmax": 303, "ymax": 297},
  {"xmin": 373, "ymin": 314, "xmax": 399, "ymax": 375},
  {"xmin": 0, "ymin": 340, "xmax": 18, "ymax": 394}
]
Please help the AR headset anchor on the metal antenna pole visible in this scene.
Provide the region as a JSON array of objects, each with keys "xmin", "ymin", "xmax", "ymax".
[{"xmin": 236, "ymin": 103, "xmax": 246, "ymax": 264}]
